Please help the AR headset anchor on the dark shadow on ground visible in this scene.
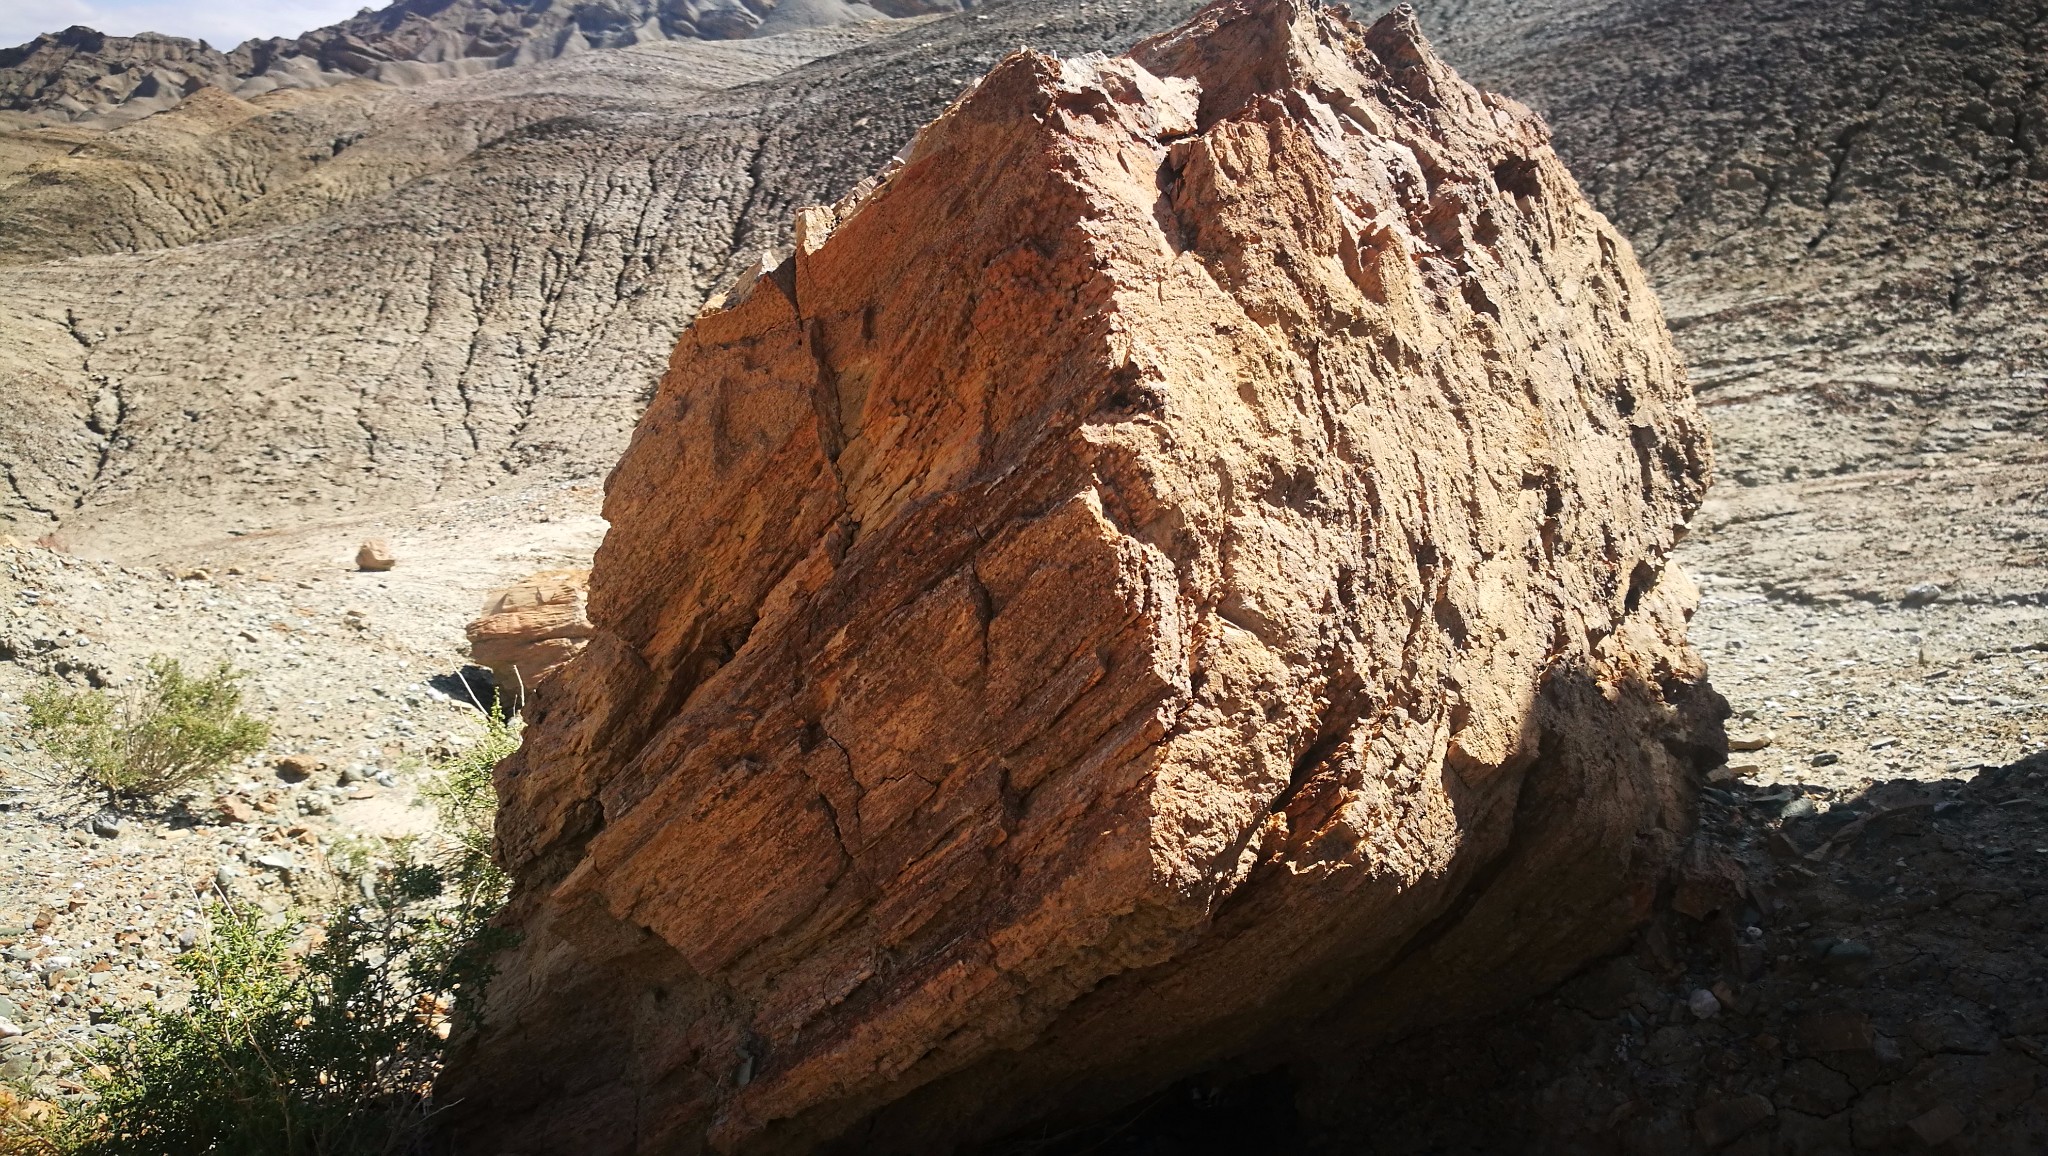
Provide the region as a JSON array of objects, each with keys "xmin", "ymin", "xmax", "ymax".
[
  {"xmin": 968, "ymin": 750, "xmax": 2048, "ymax": 1155},
  {"xmin": 979, "ymin": 1068, "xmax": 1300, "ymax": 1156},
  {"xmin": 428, "ymin": 665, "xmax": 500, "ymax": 714}
]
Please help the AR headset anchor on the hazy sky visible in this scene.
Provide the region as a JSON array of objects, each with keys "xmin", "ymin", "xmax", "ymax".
[{"xmin": 1, "ymin": 0, "xmax": 374, "ymax": 50}]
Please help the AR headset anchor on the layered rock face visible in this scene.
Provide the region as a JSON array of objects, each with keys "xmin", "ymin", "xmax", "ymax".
[{"xmin": 440, "ymin": 2, "xmax": 1722, "ymax": 1151}]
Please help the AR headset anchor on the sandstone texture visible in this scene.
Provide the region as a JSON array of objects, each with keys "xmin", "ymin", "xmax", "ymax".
[
  {"xmin": 465, "ymin": 568, "xmax": 594, "ymax": 699},
  {"xmin": 1439, "ymin": 0, "xmax": 2048, "ymax": 615},
  {"xmin": 440, "ymin": 3, "xmax": 1722, "ymax": 1151},
  {"xmin": 356, "ymin": 538, "xmax": 397, "ymax": 571}
]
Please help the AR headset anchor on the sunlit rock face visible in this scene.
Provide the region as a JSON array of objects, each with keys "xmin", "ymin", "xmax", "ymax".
[{"xmin": 440, "ymin": 3, "xmax": 1723, "ymax": 1152}]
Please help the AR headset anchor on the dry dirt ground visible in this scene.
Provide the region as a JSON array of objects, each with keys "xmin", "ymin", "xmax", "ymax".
[
  {"xmin": 0, "ymin": 484, "xmax": 604, "ymax": 1091},
  {"xmin": 0, "ymin": 0, "xmax": 2043, "ymax": 1147}
]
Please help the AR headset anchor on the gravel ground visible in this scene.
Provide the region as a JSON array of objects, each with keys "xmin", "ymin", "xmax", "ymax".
[
  {"xmin": 1687, "ymin": 581, "xmax": 2046, "ymax": 796},
  {"xmin": 0, "ymin": 481, "xmax": 604, "ymax": 1099}
]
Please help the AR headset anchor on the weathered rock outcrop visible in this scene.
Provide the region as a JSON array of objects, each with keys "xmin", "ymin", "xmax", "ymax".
[
  {"xmin": 440, "ymin": 1, "xmax": 1721, "ymax": 1151},
  {"xmin": 466, "ymin": 568, "xmax": 594, "ymax": 699},
  {"xmin": 0, "ymin": 27, "xmax": 236, "ymax": 121},
  {"xmin": 0, "ymin": 0, "xmax": 965, "ymax": 123}
]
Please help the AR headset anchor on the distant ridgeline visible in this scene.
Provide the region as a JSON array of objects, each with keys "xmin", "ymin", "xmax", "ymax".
[{"xmin": 0, "ymin": 0, "xmax": 966, "ymax": 122}]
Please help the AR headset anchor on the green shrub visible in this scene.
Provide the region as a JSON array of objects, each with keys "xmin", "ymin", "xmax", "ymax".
[
  {"xmin": 35, "ymin": 707, "xmax": 519, "ymax": 1156},
  {"xmin": 25, "ymin": 657, "xmax": 269, "ymax": 803},
  {"xmin": 419, "ymin": 701, "xmax": 519, "ymax": 920}
]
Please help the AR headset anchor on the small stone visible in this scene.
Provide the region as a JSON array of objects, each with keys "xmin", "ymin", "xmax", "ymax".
[
  {"xmin": 1810, "ymin": 751, "xmax": 1841, "ymax": 767},
  {"xmin": 1822, "ymin": 939, "xmax": 1874, "ymax": 983},
  {"xmin": 275, "ymin": 755, "xmax": 319, "ymax": 783},
  {"xmin": 176, "ymin": 929, "xmax": 197, "ymax": 951},
  {"xmin": 1688, "ymin": 988, "xmax": 1721, "ymax": 1019},
  {"xmin": 1736, "ymin": 943, "xmax": 1767, "ymax": 981},
  {"xmin": 1907, "ymin": 1012, "xmax": 1995, "ymax": 1055},
  {"xmin": 1728, "ymin": 731, "xmax": 1774, "ymax": 752},
  {"xmin": 355, "ymin": 540, "xmax": 396, "ymax": 572},
  {"xmin": 88, "ymin": 812, "xmax": 120, "ymax": 838},
  {"xmin": 1781, "ymin": 798, "xmax": 1817, "ymax": 820},
  {"xmin": 1901, "ymin": 582, "xmax": 1943, "ymax": 607},
  {"xmin": 254, "ymin": 854, "xmax": 294, "ymax": 872},
  {"xmin": 216, "ymin": 795, "xmax": 255, "ymax": 824},
  {"xmin": 0, "ymin": 1018, "xmax": 20, "ymax": 1038},
  {"xmin": 1695, "ymin": 1093, "xmax": 1774, "ymax": 1148},
  {"xmin": 1906, "ymin": 1104, "xmax": 1965, "ymax": 1146}
]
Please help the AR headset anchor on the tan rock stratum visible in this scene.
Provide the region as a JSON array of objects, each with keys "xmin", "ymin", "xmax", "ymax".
[
  {"xmin": 439, "ymin": 1, "xmax": 1724, "ymax": 1151},
  {"xmin": 465, "ymin": 568, "xmax": 594, "ymax": 699}
]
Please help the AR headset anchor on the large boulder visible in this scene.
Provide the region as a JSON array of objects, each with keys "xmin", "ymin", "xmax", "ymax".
[
  {"xmin": 464, "ymin": 568, "xmax": 595, "ymax": 701},
  {"xmin": 439, "ymin": 2, "xmax": 1723, "ymax": 1151}
]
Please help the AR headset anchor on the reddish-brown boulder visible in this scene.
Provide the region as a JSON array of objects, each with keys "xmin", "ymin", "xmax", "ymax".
[
  {"xmin": 439, "ymin": 2, "xmax": 1722, "ymax": 1152},
  {"xmin": 464, "ymin": 569, "xmax": 594, "ymax": 701}
]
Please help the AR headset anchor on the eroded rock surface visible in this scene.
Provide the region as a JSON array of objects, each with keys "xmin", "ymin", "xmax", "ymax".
[
  {"xmin": 465, "ymin": 568, "xmax": 594, "ymax": 698},
  {"xmin": 0, "ymin": 6, "xmax": 1183, "ymax": 558},
  {"xmin": 441, "ymin": 2, "xmax": 1721, "ymax": 1151},
  {"xmin": 0, "ymin": 0, "xmax": 966, "ymax": 123}
]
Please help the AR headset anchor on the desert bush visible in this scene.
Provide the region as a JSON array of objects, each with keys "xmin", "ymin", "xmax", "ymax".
[
  {"xmin": 33, "ymin": 708, "xmax": 518, "ymax": 1156},
  {"xmin": 419, "ymin": 701, "xmax": 519, "ymax": 918},
  {"xmin": 25, "ymin": 657, "xmax": 268, "ymax": 803}
]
